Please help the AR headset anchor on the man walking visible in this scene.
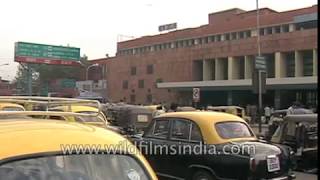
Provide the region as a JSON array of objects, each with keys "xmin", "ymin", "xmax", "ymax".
[{"xmin": 264, "ymin": 105, "xmax": 271, "ymax": 124}]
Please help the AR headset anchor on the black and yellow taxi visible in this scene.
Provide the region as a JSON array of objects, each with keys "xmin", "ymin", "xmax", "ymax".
[
  {"xmin": 0, "ymin": 111, "xmax": 158, "ymax": 180},
  {"xmin": 132, "ymin": 111, "xmax": 296, "ymax": 180}
]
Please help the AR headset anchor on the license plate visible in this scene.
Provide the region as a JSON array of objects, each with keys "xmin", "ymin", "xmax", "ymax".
[
  {"xmin": 137, "ymin": 115, "xmax": 148, "ymax": 122},
  {"xmin": 267, "ymin": 155, "xmax": 280, "ymax": 172}
]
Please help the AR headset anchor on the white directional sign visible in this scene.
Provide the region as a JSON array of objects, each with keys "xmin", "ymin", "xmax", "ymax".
[
  {"xmin": 193, "ymin": 88, "xmax": 200, "ymax": 102},
  {"xmin": 255, "ymin": 56, "xmax": 266, "ymax": 70}
]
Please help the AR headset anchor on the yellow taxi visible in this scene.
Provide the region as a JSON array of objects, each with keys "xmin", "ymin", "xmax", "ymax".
[
  {"xmin": 0, "ymin": 118, "xmax": 158, "ymax": 180},
  {"xmin": 49, "ymin": 105, "xmax": 109, "ymax": 128},
  {"xmin": 0, "ymin": 103, "xmax": 25, "ymax": 111},
  {"xmin": 132, "ymin": 111, "xmax": 295, "ymax": 180}
]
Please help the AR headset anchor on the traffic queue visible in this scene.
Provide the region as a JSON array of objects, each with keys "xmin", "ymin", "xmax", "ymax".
[{"xmin": 0, "ymin": 96, "xmax": 317, "ymax": 179}]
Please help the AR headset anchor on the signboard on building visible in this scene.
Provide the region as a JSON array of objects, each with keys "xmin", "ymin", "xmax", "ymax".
[
  {"xmin": 193, "ymin": 88, "xmax": 200, "ymax": 102},
  {"xmin": 158, "ymin": 23, "xmax": 177, "ymax": 32},
  {"xmin": 14, "ymin": 42, "xmax": 81, "ymax": 66}
]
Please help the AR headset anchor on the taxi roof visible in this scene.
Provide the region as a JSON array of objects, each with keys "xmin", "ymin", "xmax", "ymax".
[
  {"xmin": 207, "ymin": 105, "xmax": 244, "ymax": 109},
  {"xmin": 51, "ymin": 105, "xmax": 99, "ymax": 113},
  {"xmin": 0, "ymin": 103, "xmax": 25, "ymax": 109},
  {"xmin": 157, "ymin": 111, "xmax": 256, "ymax": 144},
  {"xmin": 0, "ymin": 120, "xmax": 126, "ymax": 160},
  {"xmin": 158, "ymin": 111, "xmax": 245, "ymax": 123}
]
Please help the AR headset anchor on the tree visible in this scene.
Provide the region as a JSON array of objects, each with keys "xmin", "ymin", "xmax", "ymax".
[{"xmin": 14, "ymin": 55, "xmax": 89, "ymax": 95}]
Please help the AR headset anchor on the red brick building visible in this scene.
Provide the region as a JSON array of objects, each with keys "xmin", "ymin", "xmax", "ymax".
[{"xmin": 92, "ymin": 5, "xmax": 318, "ymax": 109}]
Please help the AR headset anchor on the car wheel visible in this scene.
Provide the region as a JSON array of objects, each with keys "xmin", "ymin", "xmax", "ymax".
[{"xmin": 192, "ymin": 170, "xmax": 215, "ymax": 180}]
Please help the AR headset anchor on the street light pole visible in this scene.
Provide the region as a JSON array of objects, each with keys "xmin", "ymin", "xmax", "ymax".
[
  {"xmin": 256, "ymin": 0, "xmax": 263, "ymax": 133},
  {"xmin": 256, "ymin": 0, "xmax": 261, "ymax": 56},
  {"xmin": 86, "ymin": 63, "xmax": 99, "ymax": 80}
]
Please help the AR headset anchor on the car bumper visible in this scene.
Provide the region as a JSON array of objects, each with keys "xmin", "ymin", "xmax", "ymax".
[{"xmin": 262, "ymin": 173, "xmax": 296, "ymax": 180}]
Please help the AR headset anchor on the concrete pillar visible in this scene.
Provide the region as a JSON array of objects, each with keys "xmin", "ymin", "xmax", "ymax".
[
  {"xmin": 203, "ymin": 59, "xmax": 214, "ymax": 80},
  {"xmin": 215, "ymin": 58, "xmax": 224, "ymax": 80},
  {"xmin": 274, "ymin": 90, "xmax": 281, "ymax": 110},
  {"xmin": 221, "ymin": 34, "xmax": 225, "ymax": 41},
  {"xmin": 313, "ymin": 49, "xmax": 318, "ymax": 76},
  {"xmin": 289, "ymin": 24, "xmax": 295, "ymax": 32},
  {"xmin": 295, "ymin": 51, "xmax": 303, "ymax": 77},
  {"xmin": 275, "ymin": 52, "xmax": 286, "ymax": 78},
  {"xmin": 227, "ymin": 91, "xmax": 233, "ymax": 105},
  {"xmin": 245, "ymin": 56, "xmax": 254, "ymax": 79},
  {"xmin": 272, "ymin": 27, "xmax": 276, "ymax": 34},
  {"xmin": 228, "ymin": 57, "xmax": 239, "ymax": 80},
  {"xmin": 251, "ymin": 29, "xmax": 258, "ymax": 37}
]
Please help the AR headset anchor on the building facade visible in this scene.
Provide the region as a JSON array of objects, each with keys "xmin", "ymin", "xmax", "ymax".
[{"xmin": 92, "ymin": 5, "xmax": 318, "ymax": 109}]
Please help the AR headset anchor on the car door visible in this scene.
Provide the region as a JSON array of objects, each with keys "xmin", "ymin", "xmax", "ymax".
[
  {"xmin": 141, "ymin": 118, "xmax": 172, "ymax": 175},
  {"xmin": 166, "ymin": 118, "xmax": 205, "ymax": 179}
]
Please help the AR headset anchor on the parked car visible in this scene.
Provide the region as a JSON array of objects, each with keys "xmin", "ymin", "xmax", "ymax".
[
  {"xmin": 131, "ymin": 111, "xmax": 295, "ymax": 180},
  {"xmin": 0, "ymin": 112, "xmax": 157, "ymax": 180},
  {"xmin": 270, "ymin": 114, "xmax": 317, "ymax": 172},
  {"xmin": 207, "ymin": 106, "xmax": 251, "ymax": 122}
]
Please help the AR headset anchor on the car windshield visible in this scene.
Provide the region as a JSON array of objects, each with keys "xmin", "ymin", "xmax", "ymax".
[
  {"xmin": 215, "ymin": 121, "xmax": 254, "ymax": 139},
  {"xmin": 0, "ymin": 154, "xmax": 150, "ymax": 180}
]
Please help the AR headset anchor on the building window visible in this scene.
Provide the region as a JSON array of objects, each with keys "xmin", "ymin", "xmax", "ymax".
[
  {"xmin": 203, "ymin": 37, "xmax": 209, "ymax": 44},
  {"xmin": 302, "ymin": 50, "xmax": 313, "ymax": 76},
  {"xmin": 209, "ymin": 35, "xmax": 215, "ymax": 42},
  {"xmin": 146, "ymin": 94, "xmax": 152, "ymax": 104},
  {"xmin": 266, "ymin": 27, "xmax": 273, "ymax": 35},
  {"xmin": 216, "ymin": 35, "xmax": 221, "ymax": 42},
  {"xmin": 296, "ymin": 20, "xmax": 318, "ymax": 31},
  {"xmin": 239, "ymin": 31, "xmax": 244, "ymax": 39},
  {"xmin": 178, "ymin": 41, "xmax": 184, "ymax": 48},
  {"xmin": 274, "ymin": 26, "xmax": 281, "ymax": 33},
  {"xmin": 245, "ymin": 30, "xmax": 251, "ymax": 38},
  {"xmin": 147, "ymin": 64, "xmax": 154, "ymax": 74},
  {"xmin": 225, "ymin": 33, "xmax": 230, "ymax": 40},
  {"xmin": 138, "ymin": 80, "xmax": 144, "ymax": 88},
  {"xmin": 231, "ymin": 32, "xmax": 237, "ymax": 40},
  {"xmin": 282, "ymin": 24, "xmax": 289, "ymax": 33},
  {"xmin": 259, "ymin": 28, "xmax": 265, "ymax": 36},
  {"xmin": 122, "ymin": 80, "xmax": 128, "ymax": 89},
  {"xmin": 130, "ymin": 94, "xmax": 136, "ymax": 104},
  {"xmin": 285, "ymin": 52, "xmax": 295, "ymax": 77},
  {"xmin": 131, "ymin": 66, "xmax": 137, "ymax": 75}
]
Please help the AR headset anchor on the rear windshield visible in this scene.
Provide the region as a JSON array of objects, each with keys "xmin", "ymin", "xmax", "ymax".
[
  {"xmin": 215, "ymin": 121, "xmax": 254, "ymax": 139},
  {"xmin": 0, "ymin": 154, "xmax": 150, "ymax": 180}
]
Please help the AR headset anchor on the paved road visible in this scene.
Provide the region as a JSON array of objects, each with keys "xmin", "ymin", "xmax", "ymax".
[{"xmin": 294, "ymin": 171, "xmax": 317, "ymax": 180}]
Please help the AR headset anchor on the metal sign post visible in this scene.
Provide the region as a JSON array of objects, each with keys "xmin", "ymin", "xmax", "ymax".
[
  {"xmin": 27, "ymin": 63, "xmax": 32, "ymax": 96},
  {"xmin": 193, "ymin": 88, "xmax": 200, "ymax": 109},
  {"xmin": 252, "ymin": 56, "xmax": 267, "ymax": 133}
]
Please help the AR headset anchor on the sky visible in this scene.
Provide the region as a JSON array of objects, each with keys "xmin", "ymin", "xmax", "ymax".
[{"xmin": 0, "ymin": 0, "xmax": 317, "ymax": 81}]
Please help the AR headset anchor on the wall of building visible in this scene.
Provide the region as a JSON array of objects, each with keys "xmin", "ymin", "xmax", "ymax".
[{"xmin": 92, "ymin": 5, "xmax": 318, "ymax": 105}]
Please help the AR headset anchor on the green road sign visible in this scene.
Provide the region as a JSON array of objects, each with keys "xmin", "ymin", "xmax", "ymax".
[
  {"xmin": 15, "ymin": 42, "xmax": 80, "ymax": 62},
  {"xmin": 60, "ymin": 79, "xmax": 76, "ymax": 88}
]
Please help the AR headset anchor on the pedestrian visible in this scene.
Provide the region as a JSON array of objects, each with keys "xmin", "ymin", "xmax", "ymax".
[
  {"xmin": 168, "ymin": 103, "xmax": 178, "ymax": 112},
  {"xmin": 287, "ymin": 101, "xmax": 313, "ymax": 115},
  {"xmin": 264, "ymin": 105, "xmax": 271, "ymax": 124}
]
